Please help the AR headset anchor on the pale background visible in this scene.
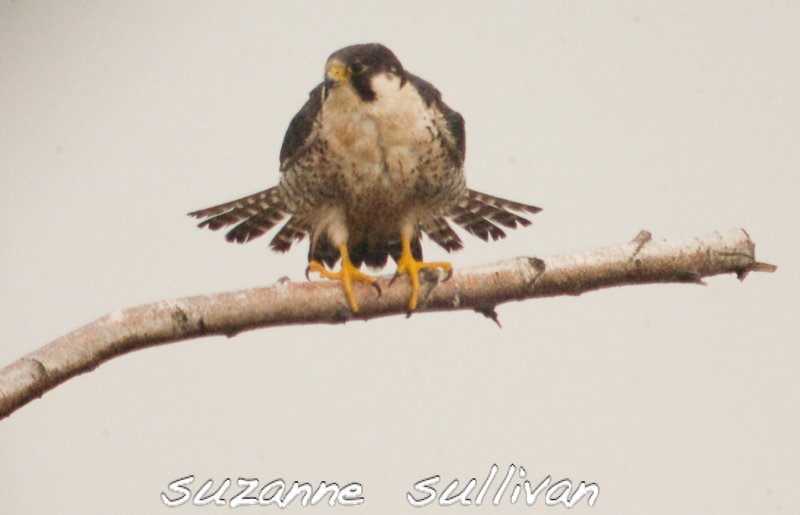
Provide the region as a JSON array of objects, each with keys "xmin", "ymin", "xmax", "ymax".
[{"xmin": 1, "ymin": 1, "xmax": 797, "ymax": 513}]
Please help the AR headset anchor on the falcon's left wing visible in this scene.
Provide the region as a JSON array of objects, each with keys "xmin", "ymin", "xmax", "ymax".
[
  {"xmin": 408, "ymin": 74, "xmax": 541, "ymax": 246},
  {"xmin": 407, "ymin": 73, "xmax": 465, "ymax": 168}
]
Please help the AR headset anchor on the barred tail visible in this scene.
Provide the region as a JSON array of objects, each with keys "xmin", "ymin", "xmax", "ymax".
[
  {"xmin": 448, "ymin": 189, "xmax": 542, "ymax": 242},
  {"xmin": 188, "ymin": 187, "xmax": 294, "ymax": 245}
]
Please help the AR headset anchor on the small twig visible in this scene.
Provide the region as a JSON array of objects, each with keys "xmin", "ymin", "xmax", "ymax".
[{"xmin": 0, "ymin": 228, "xmax": 775, "ymax": 420}]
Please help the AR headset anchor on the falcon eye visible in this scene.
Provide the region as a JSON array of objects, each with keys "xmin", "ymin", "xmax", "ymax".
[{"xmin": 350, "ymin": 62, "xmax": 366, "ymax": 75}]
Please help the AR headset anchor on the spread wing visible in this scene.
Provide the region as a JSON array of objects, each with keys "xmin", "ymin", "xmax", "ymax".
[
  {"xmin": 407, "ymin": 74, "xmax": 540, "ymax": 248},
  {"xmin": 187, "ymin": 187, "xmax": 289, "ymax": 244},
  {"xmin": 189, "ymin": 85, "xmax": 326, "ymax": 248},
  {"xmin": 450, "ymin": 189, "xmax": 542, "ymax": 242},
  {"xmin": 408, "ymin": 74, "xmax": 541, "ymax": 251}
]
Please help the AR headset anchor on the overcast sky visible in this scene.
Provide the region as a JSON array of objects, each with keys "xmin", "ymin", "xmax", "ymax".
[{"xmin": 1, "ymin": 1, "xmax": 798, "ymax": 514}]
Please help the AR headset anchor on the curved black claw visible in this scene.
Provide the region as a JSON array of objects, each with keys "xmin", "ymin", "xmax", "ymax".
[
  {"xmin": 442, "ymin": 268, "xmax": 454, "ymax": 282},
  {"xmin": 305, "ymin": 265, "xmax": 313, "ymax": 281},
  {"xmin": 388, "ymin": 272, "xmax": 402, "ymax": 288},
  {"xmin": 372, "ymin": 281, "xmax": 383, "ymax": 297}
]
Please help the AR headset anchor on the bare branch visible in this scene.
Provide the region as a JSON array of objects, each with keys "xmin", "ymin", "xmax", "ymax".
[{"xmin": 0, "ymin": 228, "xmax": 775, "ymax": 420}]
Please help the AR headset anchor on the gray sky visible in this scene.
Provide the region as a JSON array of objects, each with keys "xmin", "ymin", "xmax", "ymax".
[{"xmin": 1, "ymin": 1, "xmax": 797, "ymax": 513}]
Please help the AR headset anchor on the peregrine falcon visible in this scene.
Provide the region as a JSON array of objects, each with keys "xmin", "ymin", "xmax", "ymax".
[{"xmin": 189, "ymin": 43, "xmax": 541, "ymax": 312}]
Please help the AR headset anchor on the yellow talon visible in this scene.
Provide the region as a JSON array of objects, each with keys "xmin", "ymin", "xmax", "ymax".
[
  {"xmin": 396, "ymin": 235, "xmax": 452, "ymax": 311},
  {"xmin": 307, "ymin": 244, "xmax": 376, "ymax": 312}
]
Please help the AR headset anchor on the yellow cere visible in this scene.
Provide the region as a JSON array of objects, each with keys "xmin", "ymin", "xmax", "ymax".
[{"xmin": 326, "ymin": 62, "xmax": 351, "ymax": 83}]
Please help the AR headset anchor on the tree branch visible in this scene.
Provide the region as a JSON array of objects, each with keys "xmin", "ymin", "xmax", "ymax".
[{"xmin": 0, "ymin": 228, "xmax": 775, "ymax": 420}]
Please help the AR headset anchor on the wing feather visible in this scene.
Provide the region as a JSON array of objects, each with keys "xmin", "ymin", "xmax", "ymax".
[
  {"xmin": 407, "ymin": 73, "xmax": 465, "ymax": 167},
  {"xmin": 448, "ymin": 189, "xmax": 541, "ymax": 242},
  {"xmin": 279, "ymin": 83, "xmax": 325, "ymax": 171},
  {"xmin": 188, "ymin": 187, "xmax": 295, "ymax": 245}
]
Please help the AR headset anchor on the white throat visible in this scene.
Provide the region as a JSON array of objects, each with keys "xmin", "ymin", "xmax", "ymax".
[{"xmin": 369, "ymin": 72, "xmax": 403, "ymax": 101}]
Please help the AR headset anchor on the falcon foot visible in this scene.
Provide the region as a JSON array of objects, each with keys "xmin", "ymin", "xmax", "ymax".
[
  {"xmin": 395, "ymin": 236, "xmax": 453, "ymax": 311},
  {"xmin": 307, "ymin": 244, "xmax": 377, "ymax": 313}
]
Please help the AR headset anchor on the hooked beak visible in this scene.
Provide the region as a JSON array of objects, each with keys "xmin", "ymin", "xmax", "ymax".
[{"xmin": 324, "ymin": 61, "xmax": 350, "ymax": 90}]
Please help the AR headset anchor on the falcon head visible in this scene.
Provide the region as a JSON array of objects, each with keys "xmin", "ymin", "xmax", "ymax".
[{"xmin": 323, "ymin": 43, "xmax": 407, "ymax": 103}]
